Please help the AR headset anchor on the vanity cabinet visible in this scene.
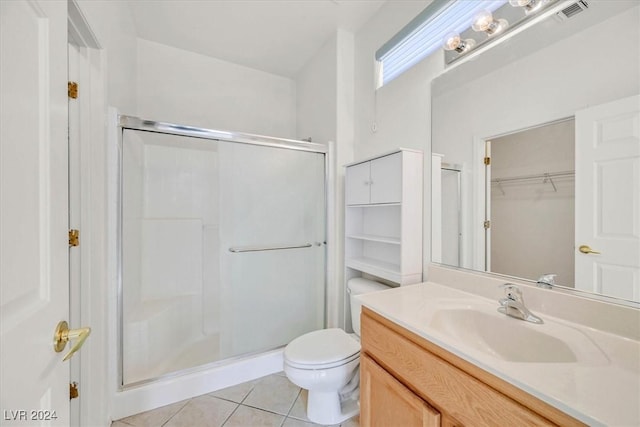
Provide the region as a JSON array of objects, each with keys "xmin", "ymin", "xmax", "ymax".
[
  {"xmin": 360, "ymin": 307, "xmax": 585, "ymax": 427},
  {"xmin": 344, "ymin": 149, "xmax": 422, "ymax": 285}
]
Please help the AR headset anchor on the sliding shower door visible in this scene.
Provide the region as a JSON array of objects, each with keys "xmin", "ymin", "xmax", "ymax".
[
  {"xmin": 218, "ymin": 142, "xmax": 325, "ymax": 357},
  {"xmin": 120, "ymin": 126, "xmax": 326, "ymax": 386}
]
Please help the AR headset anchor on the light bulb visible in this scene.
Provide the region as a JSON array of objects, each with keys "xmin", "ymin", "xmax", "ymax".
[
  {"xmin": 472, "ymin": 9, "xmax": 508, "ymax": 35},
  {"xmin": 443, "ymin": 32, "xmax": 462, "ymax": 51},
  {"xmin": 509, "ymin": 0, "xmax": 544, "ymax": 13},
  {"xmin": 442, "ymin": 32, "xmax": 475, "ymax": 53},
  {"xmin": 472, "ymin": 10, "xmax": 494, "ymax": 32},
  {"xmin": 509, "ymin": 0, "xmax": 532, "ymax": 6}
]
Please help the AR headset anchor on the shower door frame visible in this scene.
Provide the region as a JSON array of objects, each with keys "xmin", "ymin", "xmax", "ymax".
[{"xmin": 116, "ymin": 115, "xmax": 330, "ymax": 390}]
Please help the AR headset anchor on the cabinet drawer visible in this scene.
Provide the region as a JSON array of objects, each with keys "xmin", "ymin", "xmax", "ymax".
[{"xmin": 361, "ymin": 310, "xmax": 558, "ymax": 427}]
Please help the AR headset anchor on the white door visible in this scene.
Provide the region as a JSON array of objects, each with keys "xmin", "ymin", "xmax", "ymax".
[
  {"xmin": 575, "ymin": 94, "xmax": 640, "ymax": 300},
  {"xmin": 1, "ymin": 1, "xmax": 71, "ymax": 425}
]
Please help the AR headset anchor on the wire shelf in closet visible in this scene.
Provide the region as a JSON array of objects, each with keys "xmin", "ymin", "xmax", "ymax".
[{"xmin": 491, "ymin": 170, "xmax": 574, "ymax": 194}]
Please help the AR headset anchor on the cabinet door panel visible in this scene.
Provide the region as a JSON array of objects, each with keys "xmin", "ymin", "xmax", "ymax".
[
  {"xmin": 361, "ymin": 354, "xmax": 440, "ymax": 427},
  {"xmin": 370, "ymin": 153, "xmax": 402, "ymax": 204},
  {"xmin": 346, "ymin": 161, "xmax": 371, "ymax": 205}
]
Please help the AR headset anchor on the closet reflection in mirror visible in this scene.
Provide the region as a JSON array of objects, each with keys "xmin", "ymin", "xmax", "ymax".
[
  {"xmin": 431, "ymin": 0, "xmax": 639, "ymax": 303},
  {"xmin": 488, "ymin": 119, "xmax": 574, "ymax": 286}
]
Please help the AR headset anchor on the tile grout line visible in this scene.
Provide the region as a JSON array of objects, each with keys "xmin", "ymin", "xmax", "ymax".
[
  {"xmin": 219, "ymin": 402, "xmax": 242, "ymax": 427},
  {"xmin": 238, "ymin": 383, "xmax": 256, "ymax": 405},
  {"xmin": 219, "ymin": 384, "xmax": 254, "ymax": 427},
  {"xmin": 221, "ymin": 383, "xmax": 259, "ymax": 427},
  {"xmin": 160, "ymin": 398, "xmax": 192, "ymax": 427},
  {"xmin": 285, "ymin": 388, "xmax": 302, "ymax": 418},
  {"xmin": 240, "ymin": 402, "xmax": 293, "ymax": 418},
  {"xmin": 280, "ymin": 388, "xmax": 303, "ymax": 427},
  {"xmin": 236, "ymin": 375, "xmax": 302, "ymax": 420}
]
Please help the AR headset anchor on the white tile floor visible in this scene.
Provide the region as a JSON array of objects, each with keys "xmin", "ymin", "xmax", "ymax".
[{"xmin": 112, "ymin": 372, "xmax": 359, "ymax": 427}]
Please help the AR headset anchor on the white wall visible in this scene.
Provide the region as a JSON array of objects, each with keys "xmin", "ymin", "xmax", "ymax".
[
  {"xmin": 136, "ymin": 38, "xmax": 297, "ymax": 138},
  {"xmin": 76, "ymin": 0, "xmax": 138, "ymax": 114},
  {"xmin": 295, "ymin": 28, "xmax": 356, "ymax": 328},
  {"xmin": 296, "ymin": 34, "xmax": 337, "ymax": 144},
  {"xmin": 433, "ymin": 5, "xmax": 640, "ymax": 273},
  {"xmin": 354, "ymin": 0, "xmax": 435, "ymax": 159},
  {"xmin": 297, "ymin": 5, "xmax": 445, "ymax": 326},
  {"xmin": 353, "ymin": 0, "xmax": 443, "ymax": 278}
]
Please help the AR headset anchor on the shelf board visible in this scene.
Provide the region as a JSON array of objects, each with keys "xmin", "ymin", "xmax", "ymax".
[
  {"xmin": 346, "ymin": 202, "xmax": 401, "ymax": 208},
  {"xmin": 346, "ymin": 257, "xmax": 401, "ymax": 282},
  {"xmin": 346, "ymin": 234, "xmax": 401, "ymax": 245}
]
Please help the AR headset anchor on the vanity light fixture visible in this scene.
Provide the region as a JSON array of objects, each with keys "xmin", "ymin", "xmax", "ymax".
[
  {"xmin": 442, "ymin": 32, "xmax": 476, "ymax": 53},
  {"xmin": 509, "ymin": 0, "xmax": 545, "ymax": 13},
  {"xmin": 442, "ymin": 0, "xmax": 560, "ymax": 65},
  {"xmin": 472, "ymin": 9, "xmax": 509, "ymax": 35}
]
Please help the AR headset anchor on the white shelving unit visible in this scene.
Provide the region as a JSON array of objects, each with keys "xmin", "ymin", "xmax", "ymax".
[{"xmin": 344, "ymin": 149, "xmax": 423, "ymax": 287}]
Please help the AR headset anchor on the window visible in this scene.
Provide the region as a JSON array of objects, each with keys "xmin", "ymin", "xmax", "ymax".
[{"xmin": 376, "ymin": 0, "xmax": 507, "ymax": 87}]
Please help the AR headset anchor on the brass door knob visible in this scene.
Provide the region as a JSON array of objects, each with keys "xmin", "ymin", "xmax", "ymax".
[
  {"xmin": 53, "ymin": 321, "xmax": 91, "ymax": 362},
  {"xmin": 578, "ymin": 245, "xmax": 601, "ymax": 255}
]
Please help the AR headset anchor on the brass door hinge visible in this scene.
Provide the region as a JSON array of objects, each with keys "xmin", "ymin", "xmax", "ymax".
[
  {"xmin": 70, "ymin": 382, "xmax": 79, "ymax": 400},
  {"xmin": 68, "ymin": 81, "xmax": 78, "ymax": 99},
  {"xmin": 69, "ymin": 229, "xmax": 79, "ymax": 247},
  {"xmin": 484, "ymin": 220, "xmax": 491, "ymax": 229},
  {"xmin": 483, "ymin": 156, "xmax": 491, "ymax": 165}
]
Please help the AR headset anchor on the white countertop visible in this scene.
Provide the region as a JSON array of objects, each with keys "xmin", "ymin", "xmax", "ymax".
[{"xmin": 356, "ymin": 282, "xmax": 640, "ymax": 426}]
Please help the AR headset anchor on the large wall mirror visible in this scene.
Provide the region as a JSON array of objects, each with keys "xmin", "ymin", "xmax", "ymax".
[{"xmin": 431, "ymin": 0, "xmax": 639, "ymax": 304}]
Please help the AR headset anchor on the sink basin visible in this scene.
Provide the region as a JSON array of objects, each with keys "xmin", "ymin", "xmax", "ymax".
[{"xmin": 429, "ymin": 308, "xmax": 609, "ymax": 364}]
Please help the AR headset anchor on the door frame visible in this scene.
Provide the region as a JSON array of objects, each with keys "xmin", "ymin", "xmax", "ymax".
[
  {"xmin": 472, "ymin": 136, "xmax": 488, "ymax": 272},
  {"xmin": 68, "ymin": 1, "xmax": 110, "ymax": 425},
  {"xmin": 472, "ymin": 117, "xmax": 576, "ymax": 274}
]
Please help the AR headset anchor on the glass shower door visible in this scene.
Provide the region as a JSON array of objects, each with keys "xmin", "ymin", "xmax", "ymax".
[
  {"xmin": 218, "ymin": 141, "xmax": 326, "ymax": 358},
  {"xmin": 120, "ymin": 127, "xmax": 326, "ymax": 386}
]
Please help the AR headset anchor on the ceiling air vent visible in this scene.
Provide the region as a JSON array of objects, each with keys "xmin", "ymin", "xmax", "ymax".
[{"xmin": 555, "ymin": 0, "xmax": 589, "ymax": 21}]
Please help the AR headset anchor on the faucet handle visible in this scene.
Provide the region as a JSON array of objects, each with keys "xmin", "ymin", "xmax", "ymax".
[
  {"xmin": 499, "ymin": 283, "xmax": 523, "ymax": 302},
  {"xmin": 537, "ymin": 273, "xmax": 557, "ymax": 289}
]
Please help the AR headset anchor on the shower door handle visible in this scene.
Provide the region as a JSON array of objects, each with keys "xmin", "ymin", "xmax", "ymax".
[{"xmin": 229, "ymin": 243, "xmax": 313, "ymax": 253}]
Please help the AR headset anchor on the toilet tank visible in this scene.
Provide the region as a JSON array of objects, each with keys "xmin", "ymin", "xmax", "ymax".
[{"xmin": 347, "ymin": 278, "xmax": 391, "ymax": 336}]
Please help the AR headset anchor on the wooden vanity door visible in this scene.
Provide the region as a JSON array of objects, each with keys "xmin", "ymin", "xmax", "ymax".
[{"xmin": 361, "ymin": 354, "xmax": 441, "ymax": 427}]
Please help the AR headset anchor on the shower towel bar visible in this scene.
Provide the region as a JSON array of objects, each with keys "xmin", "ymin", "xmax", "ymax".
[{"xmin": 229, "ymin": 243, "xmax": 315, "ymax": 253}]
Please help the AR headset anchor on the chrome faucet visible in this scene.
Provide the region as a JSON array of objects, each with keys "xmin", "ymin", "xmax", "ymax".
[
  {"xmin": 536, "ymin": 273, "xmax": 557, "ymax": 289},
  {"xmin": 498, "ymin": 284, "xmax": 543, "ymax": 324}
]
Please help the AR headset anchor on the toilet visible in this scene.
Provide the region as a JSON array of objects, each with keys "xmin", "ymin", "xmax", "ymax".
[{"xmin": 283, "ymin": 278, "xmax": 391, "ymax": 425}]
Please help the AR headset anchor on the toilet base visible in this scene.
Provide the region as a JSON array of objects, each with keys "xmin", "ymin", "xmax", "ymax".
[{"xmin": 307, "ymin": 390, "xmax": 359, "ymax": 425}]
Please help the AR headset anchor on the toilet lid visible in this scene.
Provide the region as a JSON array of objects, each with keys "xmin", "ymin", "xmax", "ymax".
[{"xmin": 284, "ymin": 328, "xmax": 360, "ymax": 366}]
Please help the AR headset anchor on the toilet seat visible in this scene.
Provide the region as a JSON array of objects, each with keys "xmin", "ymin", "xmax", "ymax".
[{"xmin": 284, "ymin": 328, "xmax": 360, "ymax": 370}]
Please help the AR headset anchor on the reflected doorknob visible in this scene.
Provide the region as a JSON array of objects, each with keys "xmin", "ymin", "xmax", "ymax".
[
  {"xmin": 578, "ymin": 245, "xmax": 601, "ymax": 255},
  {"xmin": 53, "ymin": 321, "xmax": 91, "ymax": 362}
]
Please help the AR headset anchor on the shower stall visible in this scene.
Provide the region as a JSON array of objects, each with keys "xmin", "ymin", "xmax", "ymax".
[{"xmin": 117, "ymin": 116, "xmax": 327, "ymax": 387}]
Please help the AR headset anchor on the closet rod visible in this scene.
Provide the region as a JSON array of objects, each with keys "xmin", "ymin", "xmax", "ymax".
[{"xmin": 491, "ymin": 170, "xmax": 574, "ymax": 184}]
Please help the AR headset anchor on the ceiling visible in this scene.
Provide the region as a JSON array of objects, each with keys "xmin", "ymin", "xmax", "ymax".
[{"xmin": 128, "ymin": 0, "xmax": 386, "ymax": 78}]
